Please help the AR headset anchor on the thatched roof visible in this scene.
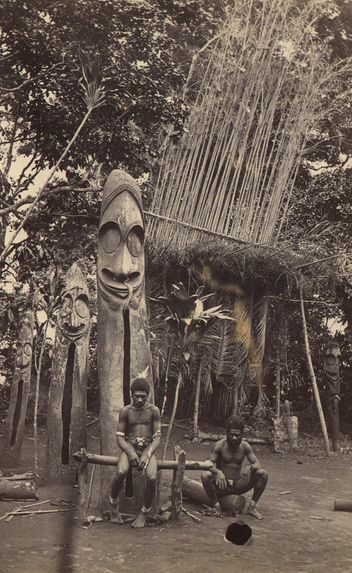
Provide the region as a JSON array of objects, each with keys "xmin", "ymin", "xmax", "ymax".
[{"xmin": 145, "ymin": 213, "xmax": 345, "ymax": 297}]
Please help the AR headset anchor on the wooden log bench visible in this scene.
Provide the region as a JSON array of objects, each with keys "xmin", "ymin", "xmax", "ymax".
[{"xmin": 74, "ymin": 448, "xmax": 212, "ymax": 524}]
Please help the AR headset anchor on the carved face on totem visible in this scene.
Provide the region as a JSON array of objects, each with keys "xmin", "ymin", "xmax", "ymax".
[
  {"xmin": 323, "ymin": 343, "xmax": 341, "ymax": 379},
  {"xmin": 15, "ymin": 311, "xmax": 34, "ymax": 371},
  {"xmin": 97, "ymin": 171, "xmax": 145, "ymax": 311},
  {"xmin": 57, "ymin": 264, "xmax": 90, "ymax": 344}
]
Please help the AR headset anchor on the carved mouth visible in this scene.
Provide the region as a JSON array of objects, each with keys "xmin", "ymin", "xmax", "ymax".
[
  {"xmin": 103, "ymin": 283, "xmax": 130, "ymax": 298},
  {"xmin": 61, "ymin": 325, "xmax": 87, "ymax": 340},
  {"xmin": 98, "ymin": 272, "xmax": 139, "ymax": 299},
  {"xmin": 16, "ymin": 359, "xmax": 31, "ymax": 369}
]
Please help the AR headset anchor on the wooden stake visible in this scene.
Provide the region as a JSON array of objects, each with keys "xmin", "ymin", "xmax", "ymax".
[
  {"xmin": 78, "ymin": 448, "xmax": 88, "ymax": 524},
  {"xmin": 171, "ymin": 446, "xmax": 186, "ymax": 519},
  {"xmin": 0, "ymin": 499, "xmax": 50, "ymax": 522},
  {"xmin": 87, "ymin": 464, "xmax": 96, "ymax": 509},
  {"xmin": 299, "ymin": 286, "xmax": 330, "ymax": 456}
]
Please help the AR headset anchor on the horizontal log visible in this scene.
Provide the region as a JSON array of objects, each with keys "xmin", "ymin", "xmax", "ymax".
[
  {"xmin": 193, "ymin": 432, "xmax": 270, "ymax": 445},
  {"xmin": 0, "ymin": 479, "xmax": 38, "ymax": 500},
  {"xmin": 334, "ymin": 500, "xmax": 352, "ymax": 512},
  {"xmin": 73, "ymin": 450, "xmax": 213, "ymax": 471}
]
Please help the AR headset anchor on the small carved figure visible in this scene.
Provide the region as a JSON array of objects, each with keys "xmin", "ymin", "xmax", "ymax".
[
  {"xmin": 110, "ymin": 378, "xmax": 161, "ymax": 528},
  {"xmin": 201, "ymin": 415, "xmax": 268, "ymax": 520},
  {"xmin": 323, "ymin": 342, "xmax": 341, "ymax": 452},
  {"xmin": 1, "ymin": 310, "xmax": 34, "ymax": 465}
]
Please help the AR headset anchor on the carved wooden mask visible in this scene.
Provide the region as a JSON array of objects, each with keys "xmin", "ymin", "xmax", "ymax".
[
  {"xmin": 98, "ymin": 171, "xmax": 145, "ymax": 310},
  {"xmin": 57, "ymin": 264, "xmax": 90, "ymax": 344},
  {"xmin": 323, "ymin": 343, "xmax": 341, "ymax": 378}
]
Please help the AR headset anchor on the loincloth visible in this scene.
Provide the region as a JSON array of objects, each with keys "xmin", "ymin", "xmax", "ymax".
[
  {"xmin": 215, "ymin": 466, "xmax": 255, "ymax": 496},
  {"xmin": 127, "ymin": 436, "xmax": 152, "ymax": 456}
]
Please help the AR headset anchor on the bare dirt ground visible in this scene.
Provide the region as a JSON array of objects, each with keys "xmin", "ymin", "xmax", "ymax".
[{"xmin": 1, "ymin": 422, "xmax": 352, "ymax": 573}]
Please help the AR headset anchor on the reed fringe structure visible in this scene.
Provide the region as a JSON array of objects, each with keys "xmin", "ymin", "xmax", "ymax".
[{"xmin": 147, "ymin": 0, "xmax": 351, "ymax": 251}]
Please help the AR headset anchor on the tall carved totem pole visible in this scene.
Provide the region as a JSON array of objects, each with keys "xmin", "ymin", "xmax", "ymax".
[
  {"xmin": 1, "ymin": 310, "xmax": 34, "ymax": 466},
  {"xmin": 97, "ymin": 170, "xmax": 152, "ymax": 512},
  {"xmin": 323, "ymin": 341, "xmax": 341, "ymax": 452},
  {"xmin": 47, "ymin": 263, "xmax": 90, "ymax": 482}
]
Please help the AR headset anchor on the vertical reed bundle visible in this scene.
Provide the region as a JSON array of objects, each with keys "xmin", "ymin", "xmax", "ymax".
[{"xmin": 147, "ymin": 0, "xmax": 351, "ymax": 249}]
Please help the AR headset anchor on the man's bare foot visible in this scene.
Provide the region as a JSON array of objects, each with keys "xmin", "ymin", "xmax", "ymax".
[
  {"xmin": 246, "ymin": 501, "xmax": 263, "ymax": 520},
  {"xmin": 131, "ymin": 511, "xmax": 148, "ymax": 528},
  {"xmin": 110, "ymin": 497, "xmax": 124, "ymax": 524},
  {"xmin": 203, "ymin": 502, "xmax": 222, "ymax": 517},
  {"xmin": 111, "ymin": 510, "xmax": 124, "ymax": 524}
]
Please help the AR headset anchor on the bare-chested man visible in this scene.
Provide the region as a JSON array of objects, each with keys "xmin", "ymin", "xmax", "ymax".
[
  {"xmin": 110, "ymin": 378, "xmax": 161, "ymax": 528},
  {"xmin": 201, "ymin": 415, "xmax": 268, "ymax": 520}
]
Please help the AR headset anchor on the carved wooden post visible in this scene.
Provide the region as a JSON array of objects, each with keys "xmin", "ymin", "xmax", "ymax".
[
  {"xmin": 97, "ymin": 170, "xmax": 153, "ymax": 514},
  {"xmin": 171, "ymin": 445, "xmax": 186, "ymax": 519},
  {"xmin": 47, "ymin": 263, "xmax": 90, "ymax": 483},
  {"xmin": 323, "ymin": 342, "xmax": 341, "ymax": 452},
  {"xmin": 1, "ymin": 310, "xmax": 34, "ymax": 466}
]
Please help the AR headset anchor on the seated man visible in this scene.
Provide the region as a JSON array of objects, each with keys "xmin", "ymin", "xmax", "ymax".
[
  {"xmin": 110, "ymin": 378, "xmax": 161, "ymax": 528},
  {"xmin": 201, "ymin": 415, "xmax": 268, "ymax": 520}
]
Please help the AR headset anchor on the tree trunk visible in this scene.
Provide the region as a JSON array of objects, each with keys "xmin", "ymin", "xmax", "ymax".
[
  {"xmin": 232, "ymin": 388, "xmax": 238, "ymax": 415},
  {"xmin": 162, "ymin": 371, "xmax": 182, "ymax": 460},
  {"xmin": 275, "ymin": 345, "xmax": 281, "ymax": 418},
  {"xmin": 299, "ymin": 287, "xmax": 330, "ymax": 456}
]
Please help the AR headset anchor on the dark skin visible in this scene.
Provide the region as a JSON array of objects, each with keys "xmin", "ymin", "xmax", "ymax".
[
  {"xmin": 201, "ymin": 427, "xmax": 268, "ymax": 519},
  {"xmin": 110, "ymin": 390, "xmax": 160, "ymax": 528}
]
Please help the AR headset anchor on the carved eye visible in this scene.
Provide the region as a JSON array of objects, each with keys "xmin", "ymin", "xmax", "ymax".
[
  {"xmin": 60, "ymin": 297, "xmax": 72, "ymax": 317},
  {"xmin": 100, "ymin": 222, "xmax": 121, "ymax": 253},
  {"xmin": 24, "ymin": 343, "xmax": 32, "ymax": 356},
  {"xmin": 75, "ymin": 296, "xmax": 89, "ymax": 318},
  {"xmin": 127, "ymin": 226, "xmax": 144, "ymax": 256}
]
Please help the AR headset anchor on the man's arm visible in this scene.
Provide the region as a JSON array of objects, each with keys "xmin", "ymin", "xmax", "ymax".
[
  {"xmin": 244, "ymin": 442, "xmax": 261, "ymax": 470},
  {"xmin": 150, "ymin": 406, "xmax": 161, "ymax": 456},
  {"xmin": 139, "ymin": 406, "xmax": 161, "ymax": 469},
  {"xmin": 116, "ymin": 408, "xmax": 140, "ymax": 467},
  {"xmin": 206, "ymin": 440, "xmax": 227, "ymax": 489}
]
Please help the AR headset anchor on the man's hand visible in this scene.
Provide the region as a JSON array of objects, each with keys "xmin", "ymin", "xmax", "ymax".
[
  {"xmin": 215, "ymin": 470, "xmax": 227, "ymax": 491},
  {"xmin": 127, "ymin": 449, "xmax": 140, "ymax": 468},
  {"xmin": 138, "ymin": 450, "xmax": 151, "ymax": 471},
  {"xmin": 251, "ymin": 462, "xmax": 261, "ymax": 472}
]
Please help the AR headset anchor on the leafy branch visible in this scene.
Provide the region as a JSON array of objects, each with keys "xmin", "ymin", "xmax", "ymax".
[{"xmin": 0, "ymin": 50, "xmax": 105, "ymax": 266}]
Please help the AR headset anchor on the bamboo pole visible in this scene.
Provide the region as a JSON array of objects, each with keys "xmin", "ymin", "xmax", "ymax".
[
  {"xmin": 162, "ymin": 371, "xmax": 182, "ymax": 460},
  {"xmin": 299, "ymin": 286, "xmax": 330, "ymax": 456}
]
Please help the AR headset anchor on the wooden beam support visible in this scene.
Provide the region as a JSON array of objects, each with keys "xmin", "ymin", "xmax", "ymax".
[{"xmin": 73, "ymin": 450, "xmax": 213, "ymax": 471}]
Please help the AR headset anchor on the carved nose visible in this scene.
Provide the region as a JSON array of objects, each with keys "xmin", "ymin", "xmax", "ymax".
[
  {"xmin": 109, "ymin": 246, "xmax": 140, "ymax": 284},
  {"xmin": 67, "ymin": 312, "xmax": 80, "ymax": 328}
]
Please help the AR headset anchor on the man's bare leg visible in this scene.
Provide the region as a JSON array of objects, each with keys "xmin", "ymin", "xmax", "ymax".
[
  {"xmin": 132, "ymin": 455, "xmax": 157, "ymax": 528},
  {"xmin": 110, "ymin": 452, "xmax": 129, "ymax": 524},
  {"xmin": 246, "ymin": 468, "xmax": 268, "ymax": 520},
  {"xmin": 201, "ymin": 471, "xmax": 222, "ymax": 515}
]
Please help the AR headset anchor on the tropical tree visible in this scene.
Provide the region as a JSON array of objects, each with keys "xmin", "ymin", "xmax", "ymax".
[{"xmin": 153, "ymin": 281, "xmax": 233, "ymax": 457}]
